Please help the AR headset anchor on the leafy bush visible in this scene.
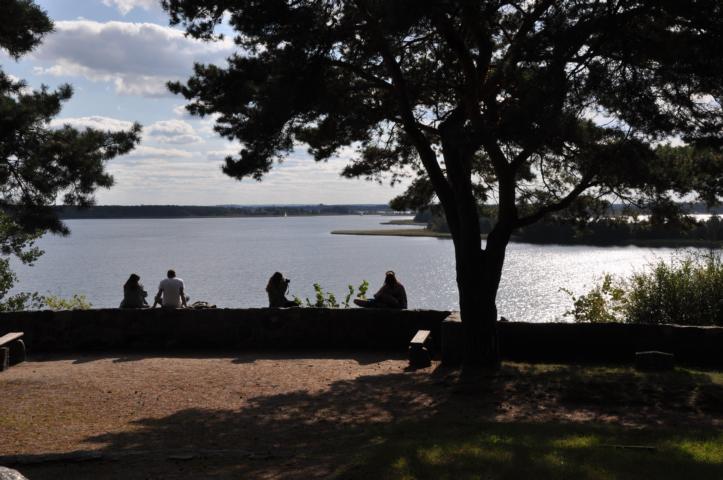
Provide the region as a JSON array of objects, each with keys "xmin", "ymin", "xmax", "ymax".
[
  {"xmin": 41, "ymin": 294, "xmax": 92, "ymax": 311},
  {"xmin": 625, "ymin": 251, "xmax": 722, "ymax": 325},
  {"xmin": 564, "ymin": 251, "xmax": 723, "ymax": 326},
  {"xmin": 294, "ymin": 280, "xmax": 370, "ymax": 308},
  {"xmin": 561, "ymin": 274, "xmax": 628, "ymax": 323}
]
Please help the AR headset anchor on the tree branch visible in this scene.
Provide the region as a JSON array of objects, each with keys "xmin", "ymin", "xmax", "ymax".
[
  {"xmin": 482, "ymin": 0, "xmax": 555, "ymax": 98},
  {"xmin": 515, "ymin": 174, "xmax": 596, "ymax": 228},
  {"xmin": 430, "ymin": 13, "xmax": 480, "ymax": 113},
  {"xmin": 328, "ymin": 59, "xmax": 392, "ymax": 91},
  {"xmin": 366, "ymin": 23, "xmax": 454, "ymax": 207}
]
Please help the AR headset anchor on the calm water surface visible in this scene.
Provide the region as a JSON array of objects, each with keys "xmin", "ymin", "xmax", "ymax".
[{"xmin": 10, "ymin": 216, "xmax": 696, "ymax": 322}]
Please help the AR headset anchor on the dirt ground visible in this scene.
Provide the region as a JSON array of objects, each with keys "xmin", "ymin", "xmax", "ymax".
[{"xmin": 0, "ymin": 352, "xmax": 721, "ymax": 479}]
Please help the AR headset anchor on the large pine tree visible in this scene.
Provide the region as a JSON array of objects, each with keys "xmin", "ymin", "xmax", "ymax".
[{"xmin": 164, "ymin": 0, "xmax": 722, "ymax": 365}]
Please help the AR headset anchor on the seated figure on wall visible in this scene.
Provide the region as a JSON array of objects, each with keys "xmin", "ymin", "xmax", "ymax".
[
  {"xmin": 266, "ymin": 272, "xmax": 298, "ymax": 308},
  {"xmin": 120, "ymin": 273, "xmax": 149, "ymax": 308},
  {"xmin": 153, "ymin": 269, "xmax": 188, "ymax": 308},
  {"xmin": 354, "ymin": 271, "xmax": 408, "ymax": 309}
]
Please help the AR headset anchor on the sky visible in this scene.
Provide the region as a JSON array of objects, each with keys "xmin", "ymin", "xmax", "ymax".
[{"xmin": 1, "ymin": 0, "xmax": 408, "ymax": 205}]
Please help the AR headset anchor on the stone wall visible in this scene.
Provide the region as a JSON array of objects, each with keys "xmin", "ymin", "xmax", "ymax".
[
  {"xmin": 0, "ymin": 308, "xmax": 449, "ymax": 352},
  {"xmin": 498, "ymin": 321, "xmax": 723, "ymax": 366},
  {"xmin": 0, "ymin": 308, "xmax": 720, "ymax": 367}
]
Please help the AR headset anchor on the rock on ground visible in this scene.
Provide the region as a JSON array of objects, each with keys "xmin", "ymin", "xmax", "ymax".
[{"xmin": 0, "ymin": 467, "xmax": 29, "ymax": 480}]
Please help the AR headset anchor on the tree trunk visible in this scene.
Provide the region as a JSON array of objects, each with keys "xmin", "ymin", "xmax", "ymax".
[
  {"xmin": 437, "ymin": 117, "xmax": 510, "ymax": 368},
  {"xmin": 448, "ymin": 190, "xmax": 511, "ymax": 367},
  {"xmin": 454, "ymin": 240, "xmax": 504, "ymax": 368}
]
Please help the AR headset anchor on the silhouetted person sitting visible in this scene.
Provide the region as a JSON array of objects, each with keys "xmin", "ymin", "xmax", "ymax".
[
  {"xmin": 120, "ymin": 273, "xmax": 148, "ymax": 308},
  {"xmin": 266, "ymin": 272, "xmax": 297, "ymax": 308},
  {"xmin": 354, "ymin": 271, "xmax": 407, "ymax": 309},
  {"xmin": 153, "ymin": 269, "xmax": 188, "ymax": 309}
]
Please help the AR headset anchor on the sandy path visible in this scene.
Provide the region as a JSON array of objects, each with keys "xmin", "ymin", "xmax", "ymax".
[{"xmin": 1, "ymin": 353, "xmax": 720, "ymax": 479}]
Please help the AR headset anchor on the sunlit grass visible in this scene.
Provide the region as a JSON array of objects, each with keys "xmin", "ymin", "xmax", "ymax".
[
  {"xmin": 339, "ymin": 423, "xmax": 723, "ymax": 480},
  {"xmin": 336, "ymin": 363, "xmax": 723, "ymax": 480},
  {"xmin": 671, "ymin": 438, "xmax": 723, "ymax": 464}
]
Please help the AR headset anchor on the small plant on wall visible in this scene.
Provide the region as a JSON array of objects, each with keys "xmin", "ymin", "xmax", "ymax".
[{"xmin": 293, "ymin": 280, "xmax": 370, "ymax": 308}]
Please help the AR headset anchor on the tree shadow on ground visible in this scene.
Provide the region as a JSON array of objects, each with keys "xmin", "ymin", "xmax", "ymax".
[{"xmin": 17, "ymin": 363, "xmax": 723, "ymax": 480}]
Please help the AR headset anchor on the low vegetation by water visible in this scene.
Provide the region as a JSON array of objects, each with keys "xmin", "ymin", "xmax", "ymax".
[
  {"xmin": 564, "ymin": 251, "xmax": 723, "ymax": 326},
  {"xmin": 0, "ymin": 217, "xmax": 93, "ymax": 311},
  {"xmin": 293, "ymin": 281, "xmax": 370, "ymax": 308}
]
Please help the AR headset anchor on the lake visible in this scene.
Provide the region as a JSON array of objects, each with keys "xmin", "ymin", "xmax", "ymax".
[{"xmin": 10, "ymin": 215, "xmax": 696, "ymax": 322}]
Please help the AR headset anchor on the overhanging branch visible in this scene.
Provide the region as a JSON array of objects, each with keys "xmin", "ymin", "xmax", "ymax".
[{"xmin": 515, "ymin": 175, "xmax": 596, "ymax": 228}]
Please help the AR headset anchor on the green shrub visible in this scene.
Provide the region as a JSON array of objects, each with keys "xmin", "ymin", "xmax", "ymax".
[
  {"xmin": 561, "ymin": 274, "xmax": 628, "ymax": 323},
  {"xmin": 626, "ymin": 251, "xmax": 722, "ymax": 325},
  {"xmin": 564, "ymin": 251, "xmax": 722, "ymax": 326},
  {"xmin": 294, "ymin": 280, "xmax": 370, "ymax": 308},
  {"xmin": 41, "ymin": 294, "xmax": 92, "ymax": 311}
]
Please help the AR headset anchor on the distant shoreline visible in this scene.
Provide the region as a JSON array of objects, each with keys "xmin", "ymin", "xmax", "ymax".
[
  {"xmin": 55, "ymin": 204, "xmax": 406, "ymax": 220},
  {"xmin": 61, "ymin": 213, "xmax": 402, "ymax": 221}
]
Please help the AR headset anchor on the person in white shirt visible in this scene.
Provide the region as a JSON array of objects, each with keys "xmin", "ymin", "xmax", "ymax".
[{"xmin": 154, "ymin": 269, "xmax": 188, "ymax": 308}]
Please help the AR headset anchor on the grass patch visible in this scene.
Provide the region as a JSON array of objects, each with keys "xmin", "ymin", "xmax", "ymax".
[
  {"xmin": 334, "ymin": 363, "xmax": 723, "ymax": 480},
  {"xmin": 338, "ymin": 420, "xmax": 723, "ymax": 480}
]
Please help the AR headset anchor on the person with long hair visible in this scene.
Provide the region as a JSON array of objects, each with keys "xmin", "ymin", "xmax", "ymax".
[
  {"xmin": 120, "ymin": 273, "xmax": 149, "ymax": 308},
  {"xmin": 354, "ymin": 271, "xmax": 407, "ymax": 309},
  {"xmin": 266, "ymin": 272, "xmax": 297, "ymax": 308}
]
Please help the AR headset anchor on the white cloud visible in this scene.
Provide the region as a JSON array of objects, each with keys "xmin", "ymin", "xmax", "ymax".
[
  {"xmin": 197, "ymin": 114, "xmax": 221, "ymax": 135},
  {"xmin": 207, "ymin": 147, "xmax": 239, "ymax": 162},
  {"xmin": 100, "ymin": 150, "xmax": 409, "ymax": 205},
  {"xmin": 127, "ymin": 145, "xmax": 194, "ymax": 159},
  {"xmin": 146, "ymin": 119, "xmax": 202, "ymax": 144},
  {"xmin": 173, "ymin": 104, "xmax": 191, "ymax": 117},
  {"xmin": 102, "ymin": 0, "xmax": 159, "ymax": 15},
  {"xmin": 49, "ymin": 115, "xmax": 135, "ymax": 131},
  {"xmin": 32, "ymin": 20, "xmax": 234, "ymax": 97}
]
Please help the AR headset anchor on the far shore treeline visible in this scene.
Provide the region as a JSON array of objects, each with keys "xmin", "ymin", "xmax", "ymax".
[
  {"xmin": 54, "ymin": 204, "xmax": 396, "ymax": 219},
  {"xmin": 415, "ymin": 202, "xmax": 723, "ymax": 247}
]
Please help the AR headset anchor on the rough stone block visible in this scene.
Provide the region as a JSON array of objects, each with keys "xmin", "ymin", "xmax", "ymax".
[
  {"xmin": 0, "ymin": 467, "xmax": 29, "ymax": 480},
  {"xmin": 635, "ymin": 351, "xmax": 675, "ymax": 371},
  {"xmin": 0, "ymin": 347, "xmax": 8, "ymax": 372},
  {"xmin": 8, "ymin": 339, "xmax": 25, "ymax": 366},
  {"xmin": 441, "ymin": 313, "xmax": 464, "ymax": 367}
]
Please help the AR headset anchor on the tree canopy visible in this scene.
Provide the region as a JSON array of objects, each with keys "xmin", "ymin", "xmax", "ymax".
[
  {"xmin": 166, "ymin": 0, "xmax": 720, "ymax": 211},
  {"xmin": 1, "ymin": 0, "xmax": 141, "ymax": 235},
  {"xmin": 165, "ymin": 0, "xmax": 722, "ymax": 363}
]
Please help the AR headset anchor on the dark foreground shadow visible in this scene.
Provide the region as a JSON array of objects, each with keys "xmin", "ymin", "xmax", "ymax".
[{"xmin": 13, "ymin": 363, "xmax": 723, "ymax": 480}]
